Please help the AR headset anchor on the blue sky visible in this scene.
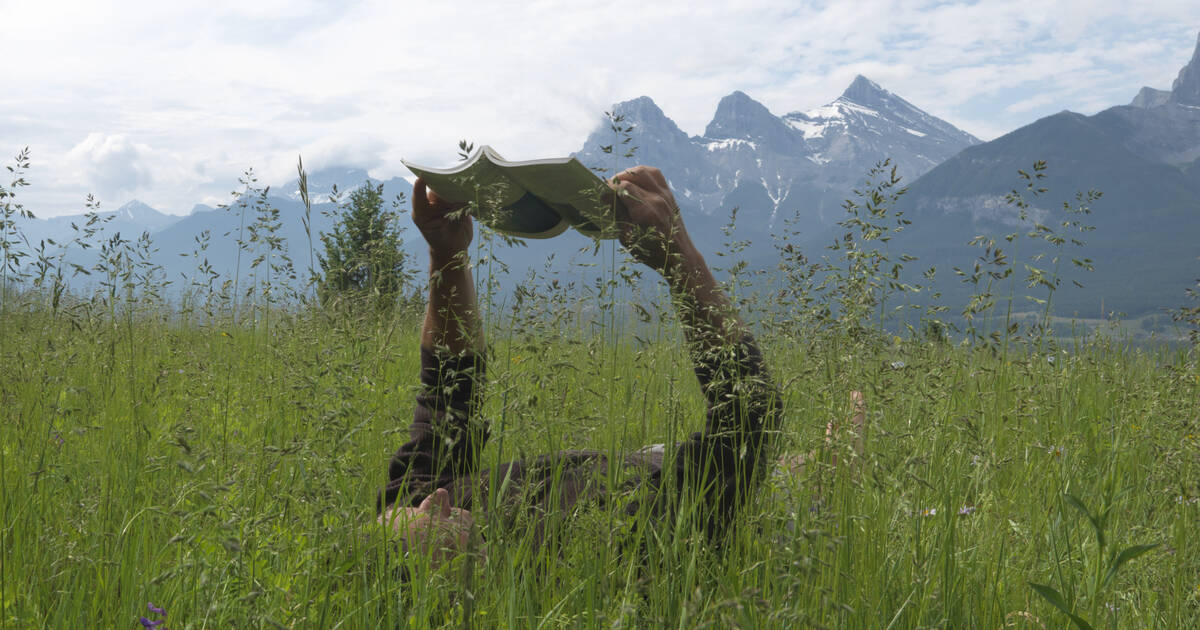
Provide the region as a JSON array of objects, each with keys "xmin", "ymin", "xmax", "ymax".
[{"xmin": 1, "ymin": 0, "xmax": 1198, "ymax": 217}]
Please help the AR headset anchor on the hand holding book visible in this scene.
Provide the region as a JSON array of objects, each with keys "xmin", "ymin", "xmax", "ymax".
[
  {"xmin": 403, "ymin": 146, "xmax": 619, "ymax": 240},
  {"xmin": 609, "ymin": 165, "xmax": 697, "ymax": 276},
  {"xmin": 412, "ymin": 179, "xmax": 473, "ymax": 256}
]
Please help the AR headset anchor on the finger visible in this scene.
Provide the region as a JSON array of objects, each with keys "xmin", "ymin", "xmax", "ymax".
[
  {"xmin": 614, "ymin": 166, "xmax": 656, "ymax": 190},
  {"xmin": 450, "ymin": 507, "xmax": 474, "ymax": 527},
  {"xmin": 412, "ymin": 178, "xmax": 434, "ymax": 223},
  {"xmin": 427, "ymin": 186, "xmax": 444, "ymax": 207},
  {"xmin": 627, "ymin": 165, "xmax": 669, "ymax": 191},
  {"xmin": 627, "ymin": 165, "xmax": 667, "ymax": 189},
  {"xmin": 378, "ymin": 506, "xmax": 401, "ymax": 527},
  {"xmin": 611, "ymin": 182, "xmax": 648, "ymax": 238},
  {"xmin": 614, "ymin": 179, "xmax": 651, "ymax": 212},
  {"xmin": 849, "ymin": 391, "xmax": 866, "ymax": 428},
  {"xmin": 434, "ymin": 488, "xmax": 452, "ymax": 519},
  {"xmin": 417, "ymin": 490, "xmax": 436, "ymax": 513},
  {"xmin": 413, "ymin": 178, "xmax": 428, "ymax": 203},
  {"xmin": 428, "ymin": 187, "xmax": 462, "ymax": 211},
  {"xmin": 413, "ymin": 178, "xmax": 459, "ymax": 215}
]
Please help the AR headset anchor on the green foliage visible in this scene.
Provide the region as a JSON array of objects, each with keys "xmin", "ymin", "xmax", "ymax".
[
  {"xmin": 316, "ymin": 180, "xmax": 414, "ymax": 311},
  {"xmin": 821, "ymin": 159, "xmax": 915, "ymax": 339},
  {"xmin": 2, "ymin": 153, "xmax": 1198, "ymax": 628},
  {"xmin": 953, "ymin": 161, "xmax": 1097, "ymax": 350},
  {"xmin": 2, "ymin": 300, "xmax": 1197, "ymax": 628},
  {"xmin": 0, "ymin": 147, "xmax": 33, "ymax": 311},
  {"xmin": 1029, "ymin": 483, "xmax": 1161, "ymax": 630},
  {"xmin": 1171, "ymin": 277, "xmax": 1200, "ymax": 347}
]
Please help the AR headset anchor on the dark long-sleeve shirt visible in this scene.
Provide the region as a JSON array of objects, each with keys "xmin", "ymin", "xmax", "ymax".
[{"xmin": 379, "ymin": 336, "xmax": 781, "ymax": 539}]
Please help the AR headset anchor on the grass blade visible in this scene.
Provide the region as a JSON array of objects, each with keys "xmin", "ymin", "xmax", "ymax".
[
  {"xmin": 1029, "ymin": 582, "xmax": 1094, "ymax": 630},
  {"xmin": 1101, "ymin": 543, "xmax": 1159, "ymax": 589}
]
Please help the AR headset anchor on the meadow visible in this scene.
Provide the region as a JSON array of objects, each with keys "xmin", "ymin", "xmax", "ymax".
[{"xmin": 1, "ymin": 159, "xmax": 1198, "ymax": 628}]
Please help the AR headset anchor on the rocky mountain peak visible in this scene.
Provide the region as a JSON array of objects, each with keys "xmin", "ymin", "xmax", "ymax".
[
  {"xmin": 1130, "ymin": 86, "xmax": 1171, "ymax": 108},
  {"xmin": 1170, "ymin": 31, "xmax": 1200, "ymax": 105},
  {"xmin": 116, "ymin": 199, "xmax": 159, "ymax": 219},
  {"xmin": 108, "ymin": 199, "xmax": 178, "ymax": 231},
  {"xmin": 609, "ymin": 95, "xmax": 682, "ymax": 134},
  {"xmin": 839, "ymin": 75, "xmax": 890, "ymax": 106},
  {"xmin": 703, "ymin": 90, "xmax": 782, "ymax": 140}
]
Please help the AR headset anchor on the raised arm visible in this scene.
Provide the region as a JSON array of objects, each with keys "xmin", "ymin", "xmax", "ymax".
[
  {"xmin": 611, "ymin": 166, "xmax": 781, "ymax": 535},
  {"xmin": 610, "ymin": 165, "xmax": 747, "ymax": 351},
  {"xmin": 379, "ymin": 179, "xmax": 488, "ymax": 513},
  {"xmin": 414, "ymin": 179, "xmax": 482, "ymax": 355}
]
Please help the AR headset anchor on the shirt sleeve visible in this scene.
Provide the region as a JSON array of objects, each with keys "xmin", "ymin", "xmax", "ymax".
[
  {"xmin": 377, "ymin": 347, "xmax": 488, "ymax": 512},
  {"xmin": 658, "ymin": 334, "xmax": 783, "ymax": 536}
]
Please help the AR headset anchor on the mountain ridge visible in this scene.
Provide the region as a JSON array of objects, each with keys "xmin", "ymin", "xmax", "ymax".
[
  {"xmin": 576, "ymin": 75, "xmax": 980, "ymax": 236},
  {"xmin": 1169, "ymin": 31, "xmax": 1200, "ymax": 105},
  {"xmin": 890, "ymin": 33, "xmax": 1200, "ymax": 316}
]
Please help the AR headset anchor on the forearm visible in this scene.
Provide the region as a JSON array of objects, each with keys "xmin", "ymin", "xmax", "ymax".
[
  {"xmin": 421, "ymin": 248, "xmax": 483, "ymax": 355},
  {"xmin": 663, "ymin": 243, "xmax": 748, "ymax": 352}
]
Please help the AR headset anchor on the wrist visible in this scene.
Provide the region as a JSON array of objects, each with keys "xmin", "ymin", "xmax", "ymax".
[
  {"xmin": 429, "ymin": 247, "xmax": 468, "ymax": 270},
  {"xmin": 662, "ymin": 241, "xmax": 707, "ymax": 285}
]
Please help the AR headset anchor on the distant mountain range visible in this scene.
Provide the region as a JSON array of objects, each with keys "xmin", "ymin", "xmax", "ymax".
[
  {"xmin": 574, "ymin": 75, "xmax": 979, "ymax": 247},
  {"xmin": 16, "ymin": 199, "xmax": 182, "ymax": 248},
  {"xmin": 11, "ymin": 167, "xmax": 416, "ymax": 294},
  {"xmin": 11, "ymin": 33, "xmax": 1199, "ymax": 318},
  {"xmin": 892, "ymin": 32, "xmax": 1200, "ymax": 317}
]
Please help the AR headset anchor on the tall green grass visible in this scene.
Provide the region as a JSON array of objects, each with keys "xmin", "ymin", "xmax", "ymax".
[
  {"xmin": 1, "ymin": 152, "xmax": 1198, "ymax": 628},
  {"xmin": 2, "ymin": 292, "xmax": 1197, "ymax": 628}
]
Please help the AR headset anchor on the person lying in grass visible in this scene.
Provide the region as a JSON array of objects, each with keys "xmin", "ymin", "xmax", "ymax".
[{"xmin": 376, "ymin": 165, "xmax": 785, "ymax": 566}]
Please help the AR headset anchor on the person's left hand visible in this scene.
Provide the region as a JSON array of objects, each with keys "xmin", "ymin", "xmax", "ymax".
[{"xmin": 413, "ymin": 178, "xmax": 473, "ymax": 258}]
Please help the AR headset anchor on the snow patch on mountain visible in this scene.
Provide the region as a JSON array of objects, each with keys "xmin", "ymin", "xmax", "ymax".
[
  {"xmin": 705, "ymin": 138, "xmax": 758, "ymax": 152},
  {"xmin": 576, "ymin": 77, "xmax": 979, "ymax": 237}
]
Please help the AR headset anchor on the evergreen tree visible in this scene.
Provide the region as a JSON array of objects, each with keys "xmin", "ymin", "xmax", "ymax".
[{"xmin": 317, "ymin": 181, "xmax": 413, "ymax": 310}]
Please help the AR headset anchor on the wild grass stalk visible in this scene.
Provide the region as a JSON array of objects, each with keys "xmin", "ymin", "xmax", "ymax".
[{"xmin": 0, "ymin": 154, "xmax": 1196, "ymax": 628}]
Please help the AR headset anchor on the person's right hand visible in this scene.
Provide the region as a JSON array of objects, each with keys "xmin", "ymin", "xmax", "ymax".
[
  {"xmin": 413, "ymin": 178, "xmax": 473, "ymax": 257},
  {"xmin": 608, "ymin": 166, "xmax": 697, "ymax": 275}
]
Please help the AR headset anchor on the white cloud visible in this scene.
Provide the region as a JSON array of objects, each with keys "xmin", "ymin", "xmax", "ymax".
[
  {"xmin": 63, "ymin": 133, "xmax": 156, "ymax": 198},
  {"xmin": 61, "ymin": 133, "xmax": 210, "ymax": 212},
  {"xmin": 1, "ymin": 1, "xmax": 1198, "ymax": 216}
]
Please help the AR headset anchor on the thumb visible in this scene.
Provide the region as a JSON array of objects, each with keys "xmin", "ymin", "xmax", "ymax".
[
  {"xmin": 420, "ymin": 488, "xmax": 452, "ymax": 519},
  {"xmin": 412, "ymin": 179, "xmax": 433, "ymax": 220}
]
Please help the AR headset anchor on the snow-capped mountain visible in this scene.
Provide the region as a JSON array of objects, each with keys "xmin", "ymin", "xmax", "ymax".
[
  {"xmin": 782, "ymin": 75, "xmax": 979, "ymax": 176},
  {"xmin": 575, "ymin": 76, "xmax": 980, "ymax": 235},
  {"xmin": 13, "ymin": 199, "xmax": 181, "ymax": 249},
  {"xmin": 284, "ymin": 166, "xmax": 372, "ymax": 203}
]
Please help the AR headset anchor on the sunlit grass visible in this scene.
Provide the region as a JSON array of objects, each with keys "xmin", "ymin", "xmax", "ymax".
[
  {"xmin": 1, "ymin": 298, "xmax": 1197, "ymax": 628},
  {"xmin": 2, "ymin": 150, "xmax": 1197, "ymax": 627}
]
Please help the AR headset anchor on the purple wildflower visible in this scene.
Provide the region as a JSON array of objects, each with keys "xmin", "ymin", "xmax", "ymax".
[
  {"xmin": 139, "ymin": 603, "xmax": 168, "ymax": 630},
  {"xmin": 958, "ymin": 505, "xmax": 977, "ymax": 516}
]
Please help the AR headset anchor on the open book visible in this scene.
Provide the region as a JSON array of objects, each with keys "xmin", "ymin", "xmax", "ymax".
[{"xmin": 402, "ymin": 146, "xmax": 618, "ymax": 240}]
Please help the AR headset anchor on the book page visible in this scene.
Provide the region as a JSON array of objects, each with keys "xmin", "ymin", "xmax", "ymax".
[
  {"xmin": 491, "ymin": 153, "xmax": 617, "ymax": 238},
  {"xmin": 403, "ymin": 148, "xmax": 569, "ymax": 238}
]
